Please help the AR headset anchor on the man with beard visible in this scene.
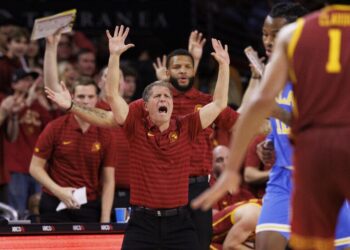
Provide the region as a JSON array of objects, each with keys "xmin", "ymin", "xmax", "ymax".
[
  {"xmin": 164, "ymin": 48, "xmax": 239, "ymax": 249},
  {"xmin": 152, "ymin": 32, "xmax": 286, "ymax": 248}
]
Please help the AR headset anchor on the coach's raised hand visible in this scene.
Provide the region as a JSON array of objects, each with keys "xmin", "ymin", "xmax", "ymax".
[
  {"xmin": 106, "ymin": 25, "xmax": 135, "ymax": 56},
  {"xmin": 105, "ymin": 25, "xmax": 134, "ymax": 125}
]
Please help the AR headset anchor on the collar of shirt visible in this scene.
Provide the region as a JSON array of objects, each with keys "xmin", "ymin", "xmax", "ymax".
[
  {"xmin": 68, "ymin": 113, "xmax": 97, "ymax": 134},
  {"xmin": 144, "ymin": 115, "xmax": 177, "ymax": 135},
  {"xmin": 172, "ymin": 87, "xmax": 199, "ymax": 99}
]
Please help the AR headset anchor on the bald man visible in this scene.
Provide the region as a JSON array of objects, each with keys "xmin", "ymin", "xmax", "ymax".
[{"xmin": 211, "ymin": 145, "xmax": 261, "ymax": 250}]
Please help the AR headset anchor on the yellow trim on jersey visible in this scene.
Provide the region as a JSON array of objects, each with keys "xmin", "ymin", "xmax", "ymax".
[
  {"xmin": 287, "ymin": 18, "xmax": 305, "ymax": 84},
  {"xmin": 212, "ymin": 209, "xmax": 236, "ymax": 227},
  {"xmin": 256, "ymin": 223, "xmax": 291, "ymax": 233},
  {"xmin": 290, "ymin": 233, "xmax": 334, "ymax": 250},
  {"xmin": 212, "ymin": 199, "xmax": 261, "ymax": 227},
  {"xmin": 323, "ymin": 4, "xmax": 350, "ymax": 12},
  {"xmin": 210, "ymin": 245, "xmax": 219, "ymax": 250},
  {"xmin": 212, "ymin": 231, "xmax": 228, "ymax": 242},
  {"xmin": 335, "ymin": 236, "xmax": 350, "ymax": 247}
]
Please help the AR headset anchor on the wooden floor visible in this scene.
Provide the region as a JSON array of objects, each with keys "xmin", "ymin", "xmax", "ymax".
[{"xmin": 0, "ymin": 234, "xmax": 124, "ymax": 250}]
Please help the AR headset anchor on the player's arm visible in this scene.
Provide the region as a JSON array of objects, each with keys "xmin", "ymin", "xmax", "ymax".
[
  {"xmin": 100, "ymin": 166, "xmax": 115, "ymax": 223},
  {"xmin": 192, "ymin": 23, "xmax": 296, "ymax": 210},
  {"xmin": 105, "ymin": 25, "xmax": 134, "ymax": 125},
  {"xmin": 44, "ymin": 29, "xmax": 62, "ymax": 92},
  {"xmin": 270, "ymin": 104, "xmax": 292, "ymax": 126},
  {"xmin": 244, "ymin": 167, "xmax": 270, "ymax": 184},
  {"xmin": 237, "ymin": 77, "xmax": 260, "ymax": 114},
  {"xmin": 237, "ymin": 48, "xmax": 291, "ymax": 125},
  {"xmin": 29, "ymin": 155, "xmax": 79, "ymax": 209},
  {"xmin": 199, "ymin": 39, "xmax": 229, "ymax": 129}
]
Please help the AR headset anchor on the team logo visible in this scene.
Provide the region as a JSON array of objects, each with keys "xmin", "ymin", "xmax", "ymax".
[
  {"xmin": 27, "ymin": 126, "xmax": 35, "ymax": 135},
  {"xmin": 212, "ymin": 139, "xmax": 219, "ymax": 147},
  {"xmin": 168, "ymin": 131, "xmax": 178, "ymax": 143},
  {"xmin": 147, "ymin": 131, "xmax": 154, "ymax": 137},
  {"xmin": 194, "ymin": 104, "xmax": 203, "ymax": 112},
  {"xmin": 62, "ymin": 140, "xmax": 72, "ymax": 145},
  {"xmin": 91, "ymin": 142, "xmax": 101, "ymax": 152}
]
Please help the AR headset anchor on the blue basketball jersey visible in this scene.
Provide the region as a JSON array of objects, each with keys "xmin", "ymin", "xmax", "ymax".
[{"xmin": 268, "ymin": 83, "xmax": 293, "ymax": 169}]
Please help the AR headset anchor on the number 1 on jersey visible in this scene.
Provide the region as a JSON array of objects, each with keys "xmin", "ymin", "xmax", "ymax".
[{"xmin": 326, "ymin": 29, "xmax": 342, "ymax": 73}]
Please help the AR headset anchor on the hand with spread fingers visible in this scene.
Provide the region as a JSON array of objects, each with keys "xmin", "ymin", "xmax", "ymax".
[
  {"xmin": 188, "ymin": 30, "xmax": 206, "ymax": 62},
  {"xmin": 45, "ymin": 81, "xmax": 72, "ymax": 110},
  {"xmin": 211, "ymin": 38, "xmax": 230, "ymax": 65},
  {"xmin": 152, "ymin": 55, "xmax": 169, "ymax": 81},
  {"xmin": 106, "ymin": 25, "xmax": 135, "ymax": 56},
  {"xmin": 191, "ymin": 170, "xmax": 241, "ymax": 211}
]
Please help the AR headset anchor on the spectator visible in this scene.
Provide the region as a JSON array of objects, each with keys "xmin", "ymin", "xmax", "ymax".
[
  {"xmin": 4, "ymin": 68, "xmax": 51, "ymax": 218},
  {"xmin": 0, "ymin": 27, "xmax": 29, "ymax": 95},
  {"xmin": 211, "ymin": 145, "xmax": 261, "ymax": 250},
  {"xmin": 120, "ymin": 64, "xmax": 137, "ymax": 103},
  {"xmin": 75, "ymin": 48, "xmax": 96, "ymax": 77}
]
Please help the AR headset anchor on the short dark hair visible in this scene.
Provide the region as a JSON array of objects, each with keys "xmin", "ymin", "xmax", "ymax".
[
  {"xmin": 120, "ymin": 64, "xmax": 137, "ymax": 79},
  {"xmin": 7, "ymin": 27, "xmax": 29, "ymax": 43},
  {"xmin": 142, "ymin": 80, "xmax": 172, "ymax": 102},
  {"xmin": 269, "ymin": 2, "xmax": 309, "ymax": 23},
  {"xmin": 166, "ymin": 49, "xmax": 195, "ymax": 68},
  {"xmin": 72, "ymin": 76, "xmax": 100, "ymax": 95},
  {"xmin": 76, "ymin": 48, "xmax": 95, "ymax": 60}
]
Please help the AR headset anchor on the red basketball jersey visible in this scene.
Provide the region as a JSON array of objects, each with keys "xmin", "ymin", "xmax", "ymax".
[{"xmin": 289, "ymin": 5, "xmax": 350, "ymax": 135}]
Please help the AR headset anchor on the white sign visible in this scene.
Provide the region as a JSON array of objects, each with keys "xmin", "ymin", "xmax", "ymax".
[
  {"xmin": 31, "ymin": 9, "xmax": 77, "ymax": 40},
  {"xmin": 56, "ymin": 186, "xmax": 87, "ymax": 211}
]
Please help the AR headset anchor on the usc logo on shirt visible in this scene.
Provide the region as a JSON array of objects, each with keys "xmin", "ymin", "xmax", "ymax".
[
  {"xmin": 169, "ymin": 132, "xmax": 178, "ymax": 143},
  {"xmin": 91, "ymin": 142, "xmax": 101, "ymax": 152},
  {"xmin": 194, "ymin": 104, "xmax": 203, "ymax": 112}
]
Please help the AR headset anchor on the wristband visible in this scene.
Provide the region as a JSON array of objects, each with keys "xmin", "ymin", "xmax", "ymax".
[{"xmin": 66, "ymin": 101, "xmax": 74, "ymax": 112}]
